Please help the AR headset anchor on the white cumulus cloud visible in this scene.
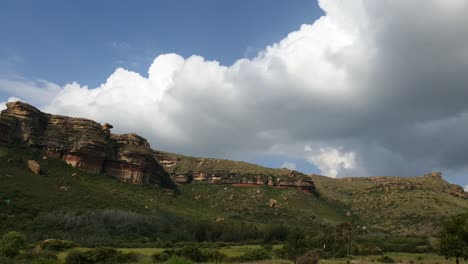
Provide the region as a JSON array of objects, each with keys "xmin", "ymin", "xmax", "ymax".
[
  {"xmin": 281, "ymin": 162, "xmax": 297, "ymax": 170},
  {"xmin": 305, "ymin": 146, "xmax": 358, "ymax": 178},
  {"xmin": 1, "ymin": 0, "xmax": 468, "ymax": 181}
]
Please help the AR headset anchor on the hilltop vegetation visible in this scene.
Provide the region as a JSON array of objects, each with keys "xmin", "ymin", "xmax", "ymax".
[{"xmin": 313, "ymin": 174, "xmax": 468, "ymax": 235}]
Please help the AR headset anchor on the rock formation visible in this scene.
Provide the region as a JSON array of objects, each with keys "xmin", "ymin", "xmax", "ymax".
[
  {"xmin": 0, "ymin": 101, "xmax": 174, "ymax": 188},
  {"xmin": 154, "ymin": 150, "xmax": 316, "ymax": 192}
]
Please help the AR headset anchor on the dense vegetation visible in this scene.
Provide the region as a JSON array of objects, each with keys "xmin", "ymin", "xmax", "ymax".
[{"xmin": 439, "ymin": 213, "xmax": 468, "ymax": 264}]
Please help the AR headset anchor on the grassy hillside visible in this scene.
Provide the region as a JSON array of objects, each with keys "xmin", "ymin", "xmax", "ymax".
[
  {"xmin": 0, "ymin": 144, "xmax": 345, "ymax": 246},
  {"xmin": 313, "ymin": 175, "xmax": 468, "ymax": 235},
  {"xmin": 2, "ymin": 143, "xmax": 468, "ymax": 251}
]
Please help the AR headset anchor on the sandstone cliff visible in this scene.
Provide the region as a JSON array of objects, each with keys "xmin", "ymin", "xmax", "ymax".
[
  {"xmin": 154, "ymin": 150, "xmax": 315, "ymax": 192},
  {"xmin": 0, "ymin": 101, "xmax": 174, "ymax": 188}
]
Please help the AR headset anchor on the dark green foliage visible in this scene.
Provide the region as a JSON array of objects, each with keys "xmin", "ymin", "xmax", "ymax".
[
  {"xmin": 0, "ymin": 231, "xmax": 26, "ymax": 258},
  {"xmin": 65, "ymin": 247, "xmax": 139, "ymax": 264},
  {"xmin": 153, "ymin": 251, "xmax": 172, "ymax": 262},
  {"xmin": 0, "ymin": 256, "xmax": 16, "ymax": 264},
  {"xmin": 263, "ymin": 224, "xmax": 289, "ymax": 243},
  {"xmin": 439, "ymin": 213, "xmax": 468, "ymax": 264},
  {"xmin": 30, "ymin": 209, "xmax": 280, "ymax": 246},
  {"xmin": 280, "ymin": 230, "xmax": 312, "ymax": 260},
  {"xmin": 16, "ymin": 251, "xmax": 60, "ymax": 264},
  {"xmin": 38, "ymin": 239, "xmax": 77, "ymax": 251},
  {"xmin": 165, "ymin": 256, "xmax": 193, "ymax": 264},
  {"xmin": 353, "ymin": 234, "xmax": 432, "ymax": 253},
  {"xmin": 176, "ymin": 246, "xmax": 207, "ymax": 262},
  {"xmin": 377, "ymin": 255, "xmax": 395, "ymax": 263},
  {"xmin": 153, "ymin": 246, "xmax": 226, "ymax": 263}
]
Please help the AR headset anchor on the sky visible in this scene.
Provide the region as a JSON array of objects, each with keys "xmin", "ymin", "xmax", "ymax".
[{"xmin": 0, "ymin": 0, "xmax": 467, "ymax": 189}]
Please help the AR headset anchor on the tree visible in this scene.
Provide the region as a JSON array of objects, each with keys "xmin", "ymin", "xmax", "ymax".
[
  {"xmin": 283, "ymin": 229, "xmax": 311, "ymax": 262},
  {"xmin": 296, "ymin": 250, "xmax": 321, "ymax": 264},
  {"xmin": 336, "ymin": 222, "xmax": 354, "ymax": 257},
  {"xmin": 439, "ymin": 214, "xmax": 468, "ymax": 264},
  {"xmin": 0, "ymin": 231, "xmax": 27, "ymax": 258}
]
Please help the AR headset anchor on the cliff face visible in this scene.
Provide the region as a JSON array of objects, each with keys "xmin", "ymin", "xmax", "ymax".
[
  {"xmin": 0, "ymin": 101, "xmax": 173, "ymax": 188},
  {"xmin": 154, "ymin": 150, "xmax": 316, "ymax": 192}
]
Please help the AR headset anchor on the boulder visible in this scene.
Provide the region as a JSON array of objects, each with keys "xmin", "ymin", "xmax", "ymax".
[
  {"xmin": 27, "ymin": 160, "xmax": 41, "ymax": 175},
  {"xmin": 174, "ymin": 174, "xmax": 192, "ymax": 184},
  {"xmin": 269, "ymin": 199, "xmax": 279, "ymax": 208}
]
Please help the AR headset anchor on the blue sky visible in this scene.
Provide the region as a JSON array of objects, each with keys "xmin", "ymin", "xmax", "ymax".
[
  {"xmin": 1, "ymin": 0, "xmax": 467, "ymax": 188},
  {"xmin": 0, "ymin": 0, "xmax": 323, "ymax": 174},
  {"xmin": 0, "ymin": 0, "xmax": 322, "ymax": 87}
]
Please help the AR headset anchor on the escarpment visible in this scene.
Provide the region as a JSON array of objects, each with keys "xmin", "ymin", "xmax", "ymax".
[
  {"xmin": 0, "ymin": 101, "xmax": 174, "ymax": 188},
  {"xmin": 153, "ymin": 150, "xmax": 316, "ymax": 192}
]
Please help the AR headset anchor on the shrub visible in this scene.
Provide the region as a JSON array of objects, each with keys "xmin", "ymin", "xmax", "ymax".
[
  {"xmin": 153, "ymin": 246, "xmax": 226, "ymax": 263},
  {"xmin": 17, "ymin": 250, "xmax": 59, "ymax": 262},
  {"xmin": 38, "ymin": 239, "xmax": 77, "ymax": 251},
  {"xmin": 296, "ymin": 250, "xmax": 321, "ymax": 264},
  {"xmin": 165, "ymin": 256, "xmax": 193, "ymax": 264},
  {"xmin": 177, "ymin": 246, "xmax": 206, "ymax": 262},
  {"xmin": 65, "ymin": 250, "xmax": 92, "ymax": 264},
  {"xmin": 203, "ymin": 249, "xmax": 226, "ymax": 263},
  {"xmin": 153, "ymin": 251, "xmax": 172, "ymax": 262},
  {"xmin": 0, "ymin": 231, "xmax": 27, "ymax": 258},
  {"xmin": 0, "ymin": 256, "xmax": 15, "ymax": 264},
  {"xmin": 261, "ymin": 243, "xmax": 273, "ymax": 251},
  {"xmin": 377, "ymin": 255, "xmax": 395, "ymax": 263},
  {"xmin": 65, "ymin": 247, "xmax": 139, "ymax": 264}
]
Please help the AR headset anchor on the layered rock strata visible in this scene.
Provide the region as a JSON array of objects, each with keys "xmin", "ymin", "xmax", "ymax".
[
  {"xmin": 0, "ymin": 101, "xmax": 173, "ymax": 187},
  {"xmin": 153, "ymin": 150, "xmax": 316, "ymax": 192}
]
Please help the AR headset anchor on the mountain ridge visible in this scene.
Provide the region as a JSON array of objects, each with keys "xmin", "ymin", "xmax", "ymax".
[{"xmin": 1, "ymin": 101, "xmax": 468, "ymax": 237}]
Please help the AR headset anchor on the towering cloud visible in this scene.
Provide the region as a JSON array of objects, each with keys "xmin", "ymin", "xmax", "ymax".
[{"xmin": 2, "ymin": 0, "xmax": 468, "ymax": 179}]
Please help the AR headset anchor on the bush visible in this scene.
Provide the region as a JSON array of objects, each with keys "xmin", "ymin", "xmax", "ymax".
[
  {"xmin": 203, "ymin": 249, "xmax": 226, "ymax": 263},
  {"xmin": 177, "ymin": 246, "xmax": 206, "ymax": 262},
  {"xmin": 261, "ymin": 243, "xmax": 273, "ymax": 251},
  {"xmin": 0, "ymin": 256, "xmax": 16, "ymax": 264},
  {"xmin": 0, "ymin": 231, "xmax": 27, "ymax": 258},
  {"xmin": 65, "ymin": 247, "xmax": 139, "ymax": 264},
  {"xmin": 153, "ymin": 251, "xmax": 172, "ymax": 262},
  {"xmin": 65, "ymin": 250, "xmax": 92, "ymax": 264},
  {"xmin": 153, "ymin": 246, "xmax": 226, "ymax": 263},
  {"xmin": 377, "ymin": 255, "xmax": 395, "ymax": 263},
  {"xmin": 296, "ymin": 250, "xmax": 321, "ymax": 264},
  {"xmin": 165, "ymin": 256, "xmax": 193, "ymax": 264},
  {"xmin": 38, "ymin": 239, "xmax": 77, "ymax": 251}
]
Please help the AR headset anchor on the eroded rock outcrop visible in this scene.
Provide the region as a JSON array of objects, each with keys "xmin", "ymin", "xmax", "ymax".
[
  {"xmin": 153, "ymin": 150, "xmax": 316, "ymax": 192},
  {"xmin": 0, "ymin": 101, "xmax": 174, "ymax": 188}
]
